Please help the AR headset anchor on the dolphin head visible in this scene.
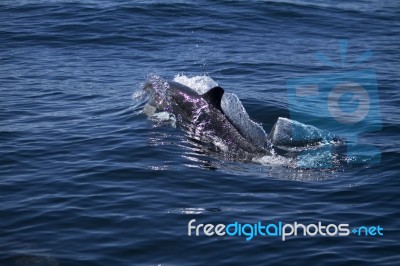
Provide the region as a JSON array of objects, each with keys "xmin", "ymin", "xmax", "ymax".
[{"xmin": 143, "ymin": 76, "xmax": 171, "ymax": 112}]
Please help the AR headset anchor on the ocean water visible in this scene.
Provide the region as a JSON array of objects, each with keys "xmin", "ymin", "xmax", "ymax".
[{"xmin": 1, "ymin": 0, "xmax": 399, "ymax": 265}]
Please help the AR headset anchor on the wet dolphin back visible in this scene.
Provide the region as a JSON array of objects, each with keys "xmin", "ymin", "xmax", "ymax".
[
  {"xmin": 173, "ymin": 75, "xmax": 268, "ymax": 149},
  {"xmin": 164, "ymin": 79, "xmax": 267, "ymax": 156}
]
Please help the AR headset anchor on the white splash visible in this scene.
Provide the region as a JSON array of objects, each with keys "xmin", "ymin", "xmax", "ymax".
[
  {"xmin": 149, "ymin": 111, "xmax": 176, "ymax": 127},
  {"xmin": 173, "ymin": 74, "xmax": 218, "ymax": 94},
  {"xmin": 253, "ymin": 154, "xmax": 294, "ymax": 167},
  {"xmin": 131, "ymin": 89, "xmax": 147, "ymax": 101}
]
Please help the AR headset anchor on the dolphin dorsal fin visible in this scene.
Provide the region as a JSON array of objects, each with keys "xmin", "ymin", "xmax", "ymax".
[{"xmin": 202, "ymin": 86, "xmax": 224, "ymax": 112}]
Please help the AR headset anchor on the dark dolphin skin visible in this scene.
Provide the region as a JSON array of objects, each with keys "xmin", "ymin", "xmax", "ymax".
[
  {"xmin": 143, "ymin": 77, "xmax": 347, "ymax": 167},
  {"xmin": 144, "ymin": 78, "xmax": 268, "ymax": 159}
]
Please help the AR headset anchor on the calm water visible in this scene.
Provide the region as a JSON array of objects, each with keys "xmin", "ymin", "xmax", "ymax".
[{"xmin": 1, "ymin": 0, "xmax": 399, "ymax": 265}]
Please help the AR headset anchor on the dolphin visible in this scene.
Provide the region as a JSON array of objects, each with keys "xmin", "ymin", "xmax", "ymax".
[
  {"xmin": 144, "ymin": 77, "xmax": 268, "ymax": 159},
  {"xmin": 142, "ymin": 76, "xmax": 348, "ymax": 167}
]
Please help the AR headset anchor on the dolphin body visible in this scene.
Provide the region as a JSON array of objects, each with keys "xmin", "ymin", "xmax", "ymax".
[
  {"xmin": 144, "ymin": 78, "xmax": 268, "ymax": 159},
  {"xmin": 143, "ymin": 76, "xmax": 347, "ymax": 167}
]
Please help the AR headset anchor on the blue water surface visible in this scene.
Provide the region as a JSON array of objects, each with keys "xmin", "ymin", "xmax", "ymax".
[{"xmin": 1, "ymin": 0, "xmax": 399, "ymax": 265}]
